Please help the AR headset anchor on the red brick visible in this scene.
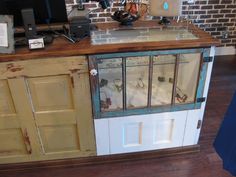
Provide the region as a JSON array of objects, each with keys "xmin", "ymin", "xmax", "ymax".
[
  {"xmin": 221, "ymin": 0, "xmax": 233, "ymax": 3},
  {"xmin": 225, "ymin": 14, "xmax": 236, "ymax": 18},
  {"xmin": 207, "ymin": 10, "xmax": 219, "ymax": 14},
  {"xmin": 227, "ymin": 5, "xmax": 236, "ymax": 8},
  {"xmin": 194, "ymin": 11, "xmax": 207, "ymax": 14},
  {"xmin": 212, "ymin": 23, "xmax": 223, "ymax": 27},
  {"xmin": 201, "ymin": 5, "xmax": 213, "ymax": 9},
  {"xmin": 218, "ymin": 19, "xmax": 229, "ymax": 22},
  {"xmin": 99, "ymin": 13, "xmax": 111, "ymax": 17},
  {"xmin": 213, "ymin": 14, "xmax": 224, "ymax": 18},
  {"xmin": 217, "ymin": 27, "xmax": 227, "ymax": 31},
  {"xmin": 182, "ymin": 6, "xmax": 187, "ymax": 10},
  {"xmin": 220, "ymin": 9, "xmax": 232, "ymax": 13},
  {"xmin": 182, "ymin": 11, "xmax": 189, "ymax": 15},
  {"xmin": 211, "ymin": 32, "xmax": 221, "ymax": 35},
  {"xmin": 214, "ymin": 5, "xmax": 226, "ymax": 9},
  {"xmin": 206, "ymin": 19, "xmax": 217, "ymax": 23},
  {"xmin": 221, "ymin": 39, "xmax": 231, "ymax": 43},
  {"xmin": 89, "ymin": 14, "xmax": 98, "ymax": 18},
  {"xmin": 231, "ymin": 18, "xmax": 236, "ymax": 22},
  {"xmin": 190, "ymin": 5, "xmax": 200, "ymax": 9},
  {"xmin": 208, "ymin": 0, "xmax": 220, "ymax": 4},
  {"xmin": 200, "ymin": 15, "xmax": 212, "ymax": 19},
  {"xmin": 205, "ymin": 27, "xmax": 216, "ymax": 31},
  {"xmin": 223, "ymin": 23, "xmax": 235, "ymax": 26},
  {"xmin": 195, "ymin": 1, "xmax": 207, "ymax": 4},
  {"xmin": 226, "ymin": 44, "xmax": 236, "ymax": 47},
  {"xmin": 84, "ymin": 3, "xmax": 98, "ymax": 8}
]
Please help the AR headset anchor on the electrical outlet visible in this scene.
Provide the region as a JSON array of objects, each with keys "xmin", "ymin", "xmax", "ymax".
[{"xmin": 187, "ymin": 0, "xmax": 195, "ymax": 4}]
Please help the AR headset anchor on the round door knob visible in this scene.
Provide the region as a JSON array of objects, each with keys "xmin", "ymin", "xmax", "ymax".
[{"xmin": 90, "ymin": 69, "xmax": 98, "ymax": 76}]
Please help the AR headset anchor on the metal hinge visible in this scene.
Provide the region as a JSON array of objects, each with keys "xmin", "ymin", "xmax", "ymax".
[
  {"xmin": 197, "ymin": 120, "xmax": 202, "ymax": 129},
  {"xmin": 203, "ymin": 57, "xmax": 213, "ymax": 63},
  {"xmin": 197, "ymin": 97, "xmax": 206, "ymax": 103}
]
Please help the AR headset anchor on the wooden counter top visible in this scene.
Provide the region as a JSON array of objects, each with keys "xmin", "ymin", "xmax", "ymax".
[{"xmin": 0, "ymin": 20, "xmax": 220, "ymax": 62}]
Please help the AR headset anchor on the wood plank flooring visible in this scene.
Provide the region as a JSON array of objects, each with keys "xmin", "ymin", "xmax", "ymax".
[{"xmin": 0, "ymin": 55, "xmax": 236, "ymax": 177}]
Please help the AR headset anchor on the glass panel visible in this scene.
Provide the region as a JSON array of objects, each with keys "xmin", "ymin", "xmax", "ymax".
[
  {"xmin": 151, "ymin": 55, "xmax": 176, "ymax": 106},
  {"xmin": 91, "ymin": 26, "xmax": 198, "ymax": 45},
  {"xmin": 98, "ymin": 58, "xmax": 123, "ymax": 112},
  {"xmin": 175, "ymin": 53, "xmax": 201, "ymax": 104},
  {"xmin": 126, "ymin": 56, "xmax": 149, "ymax": 109}
]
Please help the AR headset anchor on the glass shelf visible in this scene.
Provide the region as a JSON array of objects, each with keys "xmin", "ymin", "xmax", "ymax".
[{"xmin": 91, "ymin": 26, "xmax": 198, "ymax": 45}]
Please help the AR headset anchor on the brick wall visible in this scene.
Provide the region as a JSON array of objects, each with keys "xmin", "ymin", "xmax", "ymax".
[{"xmin": 65, "ymin": 0, "xmax": 236, "ymax": 47}]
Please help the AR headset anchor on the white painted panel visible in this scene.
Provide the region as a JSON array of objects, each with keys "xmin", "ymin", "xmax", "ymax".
[
  {"xmin": 94, "ymin": 119, "xmax": 110, "ymax": 155},
  {"xmin": 194, "ymin": 49, "xmax": 215, "ymax": 144},
  {"xmin": 109, "ymin": 115, "xmax": 150, "ymax": 154},
  {"xmin": 183, "ymin": 109, "xmax": 200, "ymax": 146},
  {"xmin": 149, "ymin": 111, "xmax": 187, "ymax": 149},
  {"xmin": 123, "ymin": 122, "xmax": 143, "ymax": 147},
  {"xmin": 107, "ymin": 111, "xmax": 187, "ymax": 155},
  {"xmin": 153, "ymin": 119, "xmax": 174, "ymax": 144}
]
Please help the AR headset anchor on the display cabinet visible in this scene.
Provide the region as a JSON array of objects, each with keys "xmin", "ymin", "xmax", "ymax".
[
  {"xmin": 89, "ymin": 48, "xmax": 210, "ymax": 119},
  {"xmin": 89, "ymin": 48, "xmax": 213, "ymax": 155}
]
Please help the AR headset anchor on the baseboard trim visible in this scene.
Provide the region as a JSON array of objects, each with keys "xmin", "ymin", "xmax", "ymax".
[{"xmin": 0, "ymin": 145, "xmax": 200, "ymax": 172}]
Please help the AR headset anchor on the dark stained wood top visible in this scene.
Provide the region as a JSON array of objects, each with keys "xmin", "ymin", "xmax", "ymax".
[{"xmin": 0, "ymin": 20, "xmax": 220, "ymax": 62}]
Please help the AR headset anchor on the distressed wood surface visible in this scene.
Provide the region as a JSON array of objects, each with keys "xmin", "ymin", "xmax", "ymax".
[
  {"xmin": 0, "ymin": 21, "xmax": 220, "ymax": 62},
  {"xmin": 0, "ymin": 58, "xmax": 96, "ymax": 164}
]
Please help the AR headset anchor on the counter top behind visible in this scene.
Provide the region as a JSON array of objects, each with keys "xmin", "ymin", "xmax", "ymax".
[{"xmin": 0, "ymin": 20, "xmax": 220, "ymax": 62}]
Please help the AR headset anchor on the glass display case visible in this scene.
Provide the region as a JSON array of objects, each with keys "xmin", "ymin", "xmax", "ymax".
[
  {"xmin": 91, "ymin": 26, "xmax": 198, "ymax": 45},
  {"xmin": 89, "ymin": 48, "xmax": 210, "ymax": 119}
]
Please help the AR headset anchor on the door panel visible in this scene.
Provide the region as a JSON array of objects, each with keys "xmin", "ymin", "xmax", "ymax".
[
  {"xmin": 28, "ymin": 75, "xmax": 74, "ymax": 111},
  {"xmin": 0, "ymin": 80, "xmax": 15, "ymax": 114},
  {"xmin": 27, "ymin": 75, "xmax": 79, "ymax": 154},
  {"xmin": 0, "ymin": 129, "xmax": 27, "ymax": 156},
  {"xmin": 0, "ymin": 80, "xmax": 28, "ymax": 157},
  {"xmin": 39, "ymin": 125, "xmax": 80, "ymax": 153},
  {"xmin": 26, "ymin": 74, "xmax": 95, "ymax": 157}
]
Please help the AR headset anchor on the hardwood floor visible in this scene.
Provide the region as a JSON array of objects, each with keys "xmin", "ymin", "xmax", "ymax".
[{"xmin": 0, "ymin": 55, "xmax": 236, "ymax": 177}]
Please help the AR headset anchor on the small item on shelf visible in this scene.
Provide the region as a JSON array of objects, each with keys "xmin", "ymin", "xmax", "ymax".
[
  {"xmin": 158, "ymin": 76, "xmax": 165, "ymax": 82},
  {"xmin": 176, "ymin": 87, "xmax": 188, "ymax": 103},
  {"xmin": 111, "ymin": 10, "xmax": 139, "ymax": 26},
  {"xmin": 136, "ymin": 78, "xmax": 145, "ymax": 88},
  {"xmin": 128, "ymin": 2, "xmax": 138, "ymax": 15},
  {"xmin": 100, "ymin": 91, "xmax": 112, "ymax": 110},
  {"xmin": 113, "ymin": 79, "xmax": 123, "ymax": 92},
  {"xmin": 100, "ymin": 79, "xmax": 108, "ymax": 87},
  {"xmin": 106, "ymin": 98, "xmax": 112, "ymax": 106},
  {"xmin": 128, "ymin": 104, "xmax": 135, "ymax": 108}
]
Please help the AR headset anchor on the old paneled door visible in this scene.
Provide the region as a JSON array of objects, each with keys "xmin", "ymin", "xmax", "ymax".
[
  {"xmin": 24, "ymin": 57, "xmax": 96, "ymax": 160},
  {"xmin": 0, "ymin": 57, "xmax": 96, "ymax": 163}
]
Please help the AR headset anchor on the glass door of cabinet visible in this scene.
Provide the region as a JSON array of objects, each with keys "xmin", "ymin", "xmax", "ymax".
[
  {"xmin": 89, "ymin": 48, "xmax": 210, "ymax": 119},
  {"xmin": 97, "ymin": 58, "xmax": 123, "ymax": 112}
]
